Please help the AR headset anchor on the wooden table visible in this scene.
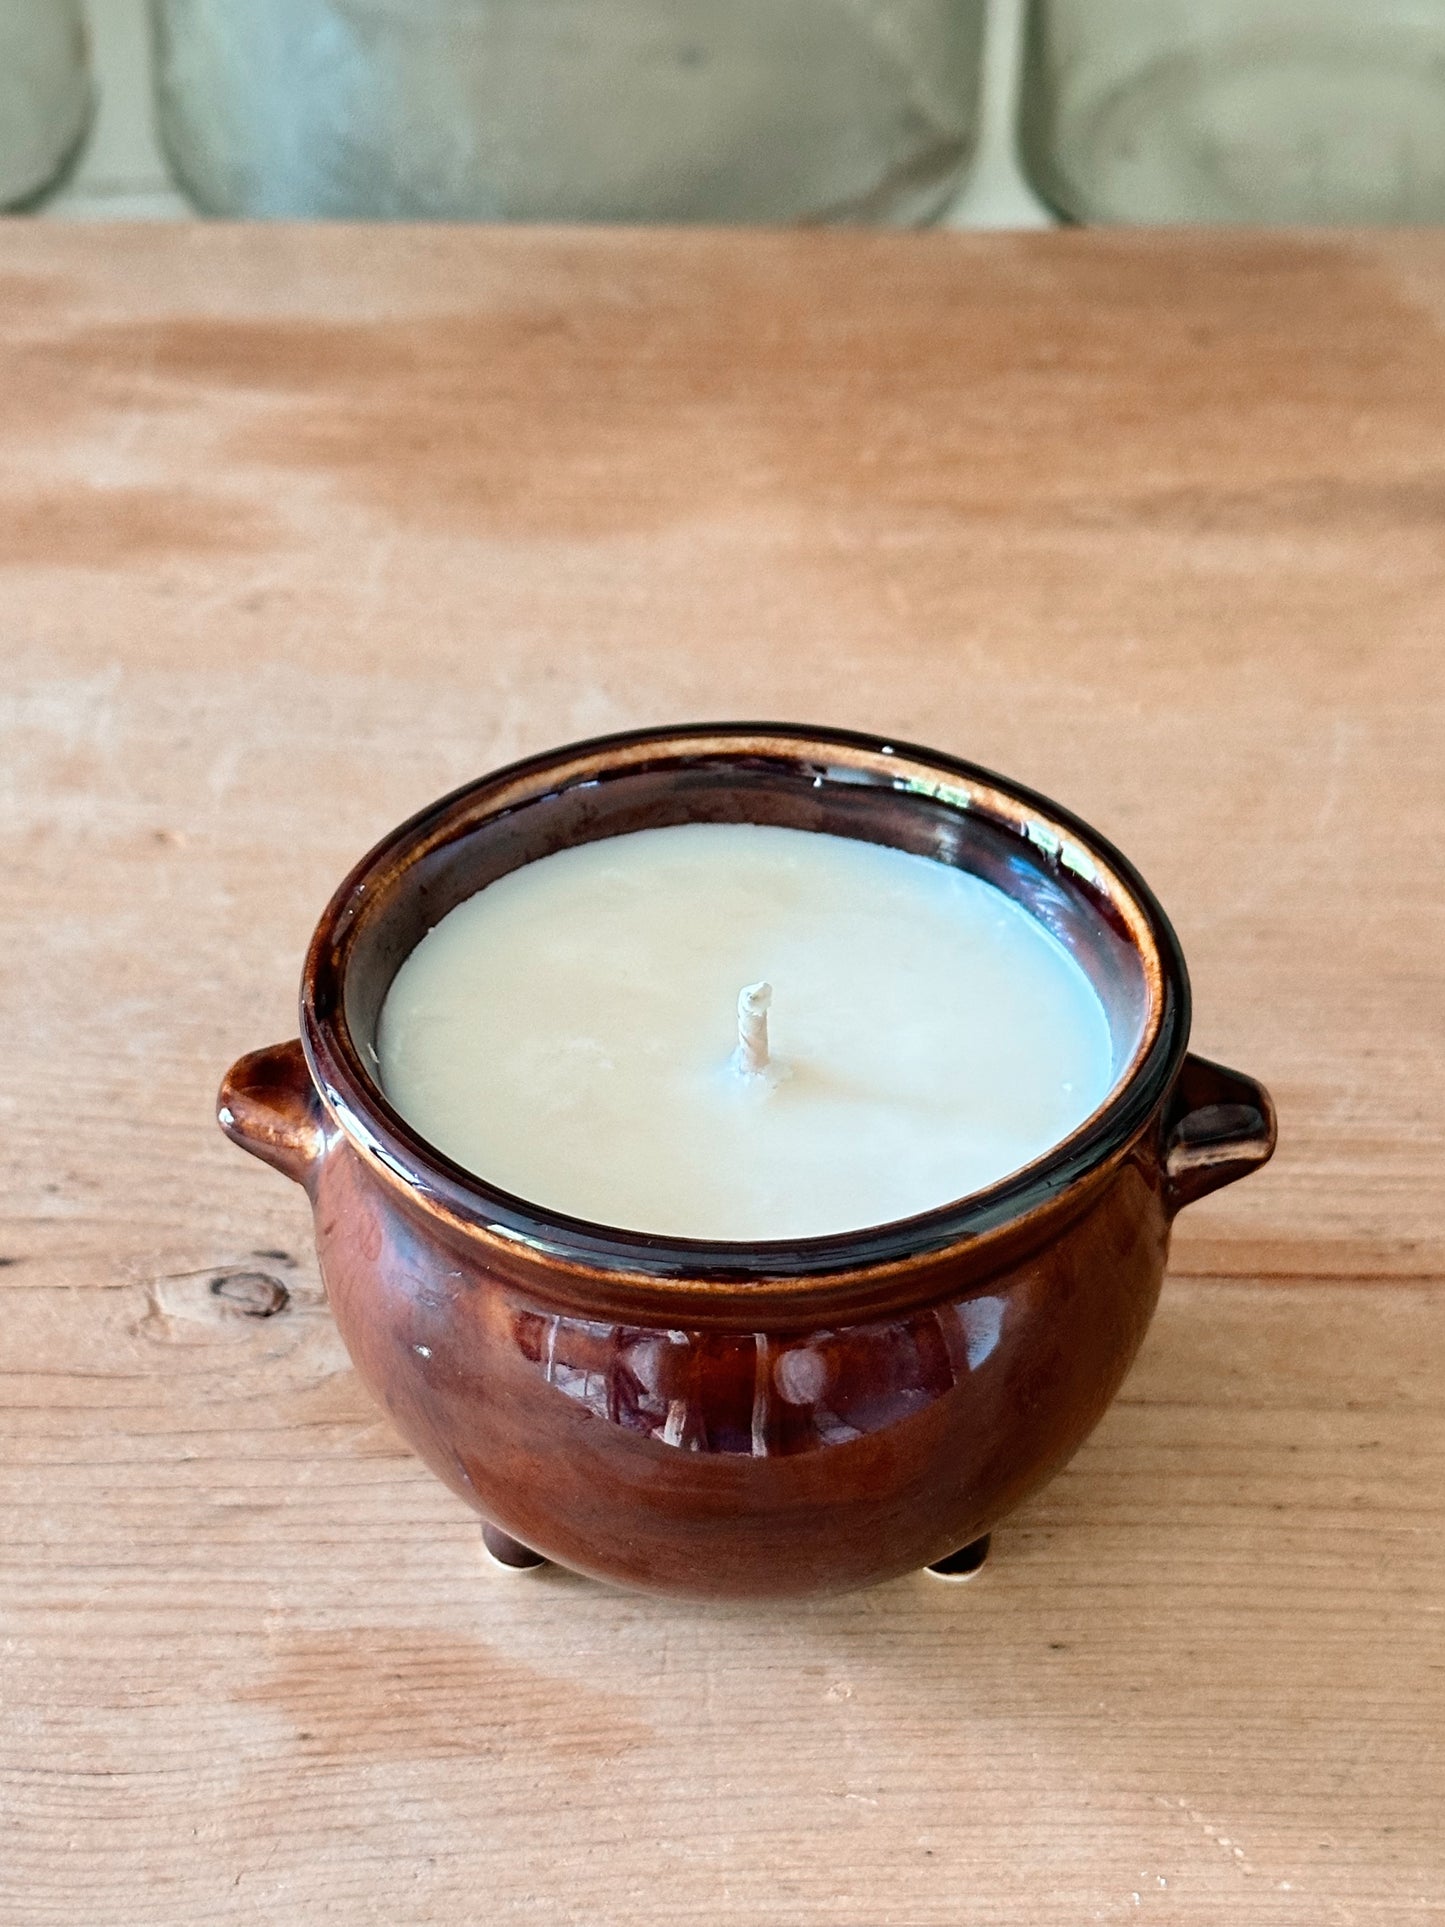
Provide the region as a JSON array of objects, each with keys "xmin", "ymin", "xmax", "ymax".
[{"xmin": 2, "ymin": 224, "xmax": 1441, "ymax": 1925}]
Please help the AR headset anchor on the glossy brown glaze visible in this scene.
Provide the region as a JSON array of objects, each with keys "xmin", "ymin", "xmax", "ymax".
[{"xmin": 219, "ymin": 725, "xmax": 1276, "ymax": 1599}]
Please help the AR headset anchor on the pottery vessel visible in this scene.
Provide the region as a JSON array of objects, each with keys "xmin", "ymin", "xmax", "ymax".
[{"xmin": 219, "ymin": 724, "xmax": 1275, "ymax": 1598}]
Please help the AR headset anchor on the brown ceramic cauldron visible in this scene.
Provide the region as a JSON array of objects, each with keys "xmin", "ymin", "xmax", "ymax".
[{"xmin": 219, "ymin": 725, "xmax": 1275, "ymax": 1599}]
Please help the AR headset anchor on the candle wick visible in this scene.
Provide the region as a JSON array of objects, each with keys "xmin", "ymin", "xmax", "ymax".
[{"xmin": 735, "ymin": 981, "xmax": 773, "ymax": 1078}]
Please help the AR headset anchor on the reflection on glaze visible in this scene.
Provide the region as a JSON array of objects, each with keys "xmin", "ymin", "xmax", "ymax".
[
  {"xmin": 958, "ymin": 1295, "xmax": 1005, "ymax": 1371},
  {"xmin": 508, "ymin": 1293, "xmax": 1009, "ymax": 1457}
]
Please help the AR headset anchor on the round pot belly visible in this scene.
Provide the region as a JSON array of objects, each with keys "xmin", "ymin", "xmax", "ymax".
[{"xmin": 313, "ymin": 1142, "xmax": 1168, "ymax": 1598}]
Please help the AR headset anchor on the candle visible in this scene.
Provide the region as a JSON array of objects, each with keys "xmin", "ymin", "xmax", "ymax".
[{"xmin": 377, "ymin": 822, "xmax": 1116, "ymax": 1242}]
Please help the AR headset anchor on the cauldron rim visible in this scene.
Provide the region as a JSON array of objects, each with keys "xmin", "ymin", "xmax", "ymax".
[{"xmin": 300, "ymin": 721, "xmax": 1190, "ymax": 1304}]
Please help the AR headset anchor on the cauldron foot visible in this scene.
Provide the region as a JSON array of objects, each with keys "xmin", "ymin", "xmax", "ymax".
[
  {"xmin": 481, "ymin": 1521, "xmax": 550, "ymax": 1572},
  {"xmin": 925, "ymin": 1533, "xmax": 992, "ymax": 1583}
]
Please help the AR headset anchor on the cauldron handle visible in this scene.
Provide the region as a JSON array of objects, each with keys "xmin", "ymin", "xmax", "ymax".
[
  {"xmin": 218, "ymin": 1039, "xmax": 328, "ymax": 1189},
  {"xmin": 1163, "ymin": 1053, "xmax": 1277, "ymax": 1214}
]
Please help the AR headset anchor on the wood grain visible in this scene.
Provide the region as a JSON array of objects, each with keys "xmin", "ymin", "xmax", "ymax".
[{"xmin": 0, "ymin": 223, "xmax": 1441, "ymax": 1924}]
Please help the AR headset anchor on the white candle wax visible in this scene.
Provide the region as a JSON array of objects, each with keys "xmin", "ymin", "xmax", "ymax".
[{"xmin": 377, "ymin": 823, "xmax": 1117, "ymax": 1242}]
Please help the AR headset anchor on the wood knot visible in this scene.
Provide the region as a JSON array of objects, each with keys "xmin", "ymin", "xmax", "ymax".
[{"xmin": 209, "ymin": 1270, "xmax": 290, "ymax": 1318}]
